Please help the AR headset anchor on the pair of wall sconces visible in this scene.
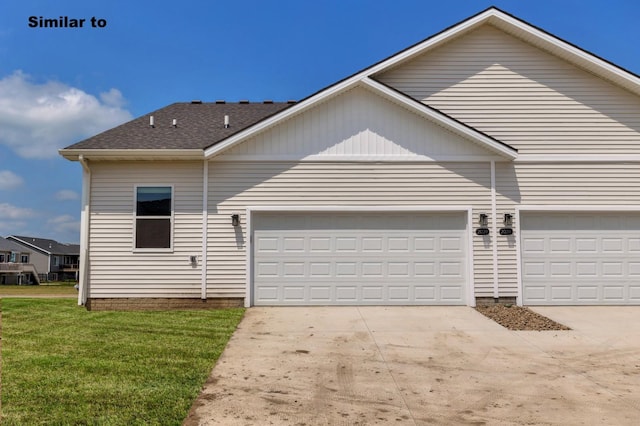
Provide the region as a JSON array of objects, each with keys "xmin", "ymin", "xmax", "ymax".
[{"xmin": 479, "ymin": 213, "xmax": 513, "ymax": 227}]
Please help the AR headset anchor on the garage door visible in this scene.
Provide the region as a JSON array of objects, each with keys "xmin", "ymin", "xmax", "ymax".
[
  {"xmin": 521, "ymin": 212, "xmax": 640, "ymax": 305},
  {"xmin": 252, "ymin": 212, "xmax": 468, "ymax": 306}
]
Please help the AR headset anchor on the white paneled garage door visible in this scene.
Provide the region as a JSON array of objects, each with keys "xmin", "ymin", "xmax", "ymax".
[
  {"xmin": 521, "ymin": 212, "xmax": 640, "ymax": 305},
  {"xmin": 252, "ymin": 211, "xmax": 468, "ymax": 306}
]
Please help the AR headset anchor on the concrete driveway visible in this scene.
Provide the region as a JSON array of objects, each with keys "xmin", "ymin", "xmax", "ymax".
[{"xmin": 184, "ymin": 306, "xmax": 640, "ymax": 425}]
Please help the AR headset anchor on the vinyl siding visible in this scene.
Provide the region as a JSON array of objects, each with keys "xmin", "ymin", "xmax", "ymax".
[
  {"xmin": 207, "ymin": 161, "xmax": 496, "ymax": 299},
  {"xmin": 377, "ymin": 25, "xmax": 640, "ymax": 155},
  {"xmin": 88, "ymin": 161, "xmax": 203, "ymax": 298},
  {"xmin": 511, "ymin": 163, "xmax": 640, "ymax": 205},
  {"xmin": 221, "ymin": 86, "xmax": 494, "ymax": 160}
]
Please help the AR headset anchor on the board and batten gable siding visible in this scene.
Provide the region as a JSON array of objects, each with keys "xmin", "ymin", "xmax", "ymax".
[
  {"xmin": 207, "ymin": 161, "xmax": 497, "ymax": 299},
  {"xmin": 377, "ymin": 25, "xmax": 640, "ymax": 155},
  {"xmin": 88, "ymin": 161, "xmax": 203, "ymax": 298},
  {"xmin": 220, "ymin": 86, "xmax": 496, "ymax": 161}
]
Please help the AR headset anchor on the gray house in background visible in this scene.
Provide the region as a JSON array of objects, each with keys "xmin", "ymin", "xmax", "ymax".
[
  {"xmin": 7, "ymin": 236, "xmax": 80, "ymax": 282},
  {"xmin": 0, "ymin": 237, "xmax": 39, "ymax": 284}
]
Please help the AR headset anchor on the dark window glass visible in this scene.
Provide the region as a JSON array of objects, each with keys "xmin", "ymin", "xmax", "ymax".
[
  {"xmin": 135, "ymin": 186, "xmax": 172, "ymax": 249},
  {"xmin": 136, "ymin": 218, "xmax": 171, "ymax": 248},
  {"xmin": 136, "ymin": 187, "xmax": 171, "ymax": 216}
]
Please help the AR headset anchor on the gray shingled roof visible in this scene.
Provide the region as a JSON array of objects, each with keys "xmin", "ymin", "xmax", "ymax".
[
  {"xmin": 0, "ymin": 237, "xmax": 31, "ymax": 253},
  {"xmin": 8, "ymin": 236, "xmax": 79, "ymax": 256},
  {"xmin": 64, "ymin": 101, "xmax": 293, "ymax": 150}
]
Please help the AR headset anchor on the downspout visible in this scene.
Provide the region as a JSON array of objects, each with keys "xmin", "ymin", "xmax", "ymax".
[
  {"xmin": 201, "ymin": 160, "xmax": 209, "ymax": 300},
  {"xmin": 490, "ymin": 160, "xmax": 499, "ymax": 300},
  {"xmin": 78, "ymin": 155, "xmax": 91, "ymax": 306}
]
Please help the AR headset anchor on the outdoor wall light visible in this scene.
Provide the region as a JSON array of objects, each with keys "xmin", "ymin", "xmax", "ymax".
[
  {"xmin": 231, "ymin": 214, "xmax": 240, "ymax": 227},
  {"xmin": 504, "ymin": 213, "xmax": 513, "ymax": 227},
  {"xmin": 479, "ymin": 213, "xmax": 488, "ymax": 227}
]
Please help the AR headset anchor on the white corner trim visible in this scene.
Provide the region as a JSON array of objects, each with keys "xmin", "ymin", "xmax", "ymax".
[
  {"xmin": 466, "ymin": 206, "xmax": 476, "ymax": 307},
  {"xmin": 245, "ymin": 208, "xmax": 253, "ymax": 308},
  {"xmin": 201, "ymin": 161, "xmax": 209, "ymax": 300},
  {"xmin": 490, "ymin": 161, "xmax": 498, "ymax": 299},
  {"xmin": 78, "ymin": 155, "xmax": 91, "ymax": 306},
  {"xmin": 515, "ymin": 208, "xmax": 523, "ymax": 307}
]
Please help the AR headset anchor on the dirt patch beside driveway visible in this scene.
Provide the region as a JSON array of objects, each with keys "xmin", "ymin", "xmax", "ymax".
[{"xmin": 184, "ymin": 306, "xmax": 640, "ymax": 425}]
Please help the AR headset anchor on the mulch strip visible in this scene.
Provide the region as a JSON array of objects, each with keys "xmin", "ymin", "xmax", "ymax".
[{"xmin": 476, "ymin": 304, "xmax": 571, "ymax": 331}]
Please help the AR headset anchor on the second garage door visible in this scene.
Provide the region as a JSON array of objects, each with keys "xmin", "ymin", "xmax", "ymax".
[
  {"xmin": 521, "ymin": 212, "xmax": 640, "ymax": 305},
  {"xmin": 252, "ymin": 211, "xmax": 468, "ymax": 306}
]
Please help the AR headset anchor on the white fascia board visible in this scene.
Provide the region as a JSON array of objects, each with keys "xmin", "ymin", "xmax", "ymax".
[
  {"xmin": 361, "ymin": 78, "xmax": 517, "ymax": 159},
  {"xmin": 489, "ymin": 11, "xmax": 640, "ymax": 94},
  {"xmin": 215, "ymin": 154, "xmax": 505, "ymax": 162},
  {"xmin": 203, "ymin": 12, "xmax": 496, "ymax": 160},
  {"xmin": 516, "ymin": 154, "xmax": 640, "ymax": 163},
  {"xmin": 204, "ymin": 78, "xmax": 363, "ymax": 158},
  {"xmin": 517, "ymin": 205, "xmax": 640, "ymax": 212},
  {"xmin": 59, "ymin": 149, "xmax": 204, "ymax": 161},
  {"xmin": 7, "ymin": 237, "xmax": 52, "ymax": 256},
  {"xmin": 247, "ymin": 205, "xmax": 472, "ymax": 213},
  {"xmin": 363, "ymin": 9, "xmax": 497, "ymax": 76}
]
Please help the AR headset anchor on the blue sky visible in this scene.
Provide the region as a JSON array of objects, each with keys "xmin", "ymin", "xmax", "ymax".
[{"xmin": 1, "ymin": 0, "xmax": 639, "ymax": 243}]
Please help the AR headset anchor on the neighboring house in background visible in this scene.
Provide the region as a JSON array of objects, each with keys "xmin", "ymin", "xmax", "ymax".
[
  {"xmin": 61, "ymin": 7, "xmax": 640, "ymax": 310},
  {"xmin": 0, "ymin": 237, "xmax": 39, "ymax": 285},
  {"xmin": 6, "ymin": 236, "xmax": 80, "ymax": 282}
]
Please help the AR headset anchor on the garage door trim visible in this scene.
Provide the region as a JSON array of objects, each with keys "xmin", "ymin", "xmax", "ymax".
[
  {"xmin": 516, "ymin": 205, "xmax": 640, "ymax": 306},
  {"xmin": 246, "ymin": 206, "xmax": 474, "ymax": 307}
]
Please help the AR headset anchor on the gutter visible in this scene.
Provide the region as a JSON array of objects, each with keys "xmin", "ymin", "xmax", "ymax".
[{"xmin": 78, "ymin": 155, "xmax": 91, "ymax": 306}]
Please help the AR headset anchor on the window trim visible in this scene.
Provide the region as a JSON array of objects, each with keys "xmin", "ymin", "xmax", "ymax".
[
  {"xmin": 21, "ymin": 254, "xmax": 29, "ymax": 263},
  {"xmin": 133, "ymin": 184, "xmax": 174, "ymax": 253}
]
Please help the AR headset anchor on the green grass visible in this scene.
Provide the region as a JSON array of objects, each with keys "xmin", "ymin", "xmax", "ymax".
[
  {"xmin": 0, "ymin": 282, "xmax": 78, "ymax": 297},
  {"xmin": 1, "ymin": 299, "xmax": 244, "ymax": 425}
]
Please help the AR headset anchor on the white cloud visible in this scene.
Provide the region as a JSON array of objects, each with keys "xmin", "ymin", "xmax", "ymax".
[
  {"xmin": 0, "ymin": 202, "xmax": 36, "ymax": 219},
  {"xmin": 55, "ymin": 189, "xmax": 80, "ymax": 201},
  {"xmin": 0, "ymin": 220, "xmax": 27, "ymax": 233},
  {"xmin": 0, "ymin": 170, "xmax": 24, "ymax": 190},
  {"xmin": 47, "ymin": 214, "xmax": 80, "ymax": 235},
  {"xmin": 0, "ymin": 70, "xmax": 132, "ymax": 159}
]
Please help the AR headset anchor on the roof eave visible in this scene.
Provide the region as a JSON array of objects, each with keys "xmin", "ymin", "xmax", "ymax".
[{"xmin": 59, "ymin": 149, "xmax": 205, "ymax": 161}]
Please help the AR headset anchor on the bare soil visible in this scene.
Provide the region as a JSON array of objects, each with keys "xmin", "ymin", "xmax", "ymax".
[{"xmin": 475, "ymin": 304, "xmax": 571, "ymax": 330}]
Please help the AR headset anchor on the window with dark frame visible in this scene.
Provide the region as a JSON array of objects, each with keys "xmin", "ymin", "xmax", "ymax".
[
  {"xmin": 21, "ymin": 254, "xmax": 29, "ymax": 263},
  {"xmin": 135, "ymin": 186, "xmax": 172, "ymax": 249}
]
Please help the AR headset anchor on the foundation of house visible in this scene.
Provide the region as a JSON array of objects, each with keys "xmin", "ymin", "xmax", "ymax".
[
  {"xmin": 85, "ymin": 297, "xmax": 244, "ymax": 311},
  {"xmin": 475, "ymin": 297, "xmax": 518, "ymax": 306}
]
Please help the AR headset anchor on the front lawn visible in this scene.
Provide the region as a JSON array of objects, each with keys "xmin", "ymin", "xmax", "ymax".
[
  {"xmin": 1, "ymin": 298, "xmax": 244, "ymax": 425},
  {"xmin": 0, "ymin": 282, "xmax": 78, "ymax": 297}
]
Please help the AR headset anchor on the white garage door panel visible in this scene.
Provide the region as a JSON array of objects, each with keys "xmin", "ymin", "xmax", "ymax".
[
  {"xmin": 521, "ymin": 213, "xmax": 640, "ymax": 305},
  {"xmin": 253, "ymin": 212, "xmax": 467, "ymax": 306}
]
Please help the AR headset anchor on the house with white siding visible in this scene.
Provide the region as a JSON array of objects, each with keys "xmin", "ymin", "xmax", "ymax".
[{"xmin": 60, "ymin": 7, "xmax": 640, "ymax": 310}]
